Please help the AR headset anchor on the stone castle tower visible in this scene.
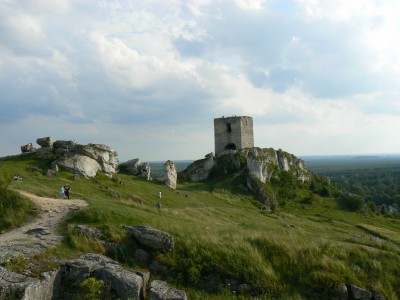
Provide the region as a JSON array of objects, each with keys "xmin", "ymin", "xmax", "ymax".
[{"xmin": 214, "ymin": 116, "xmax": 254, "ymax": 156}]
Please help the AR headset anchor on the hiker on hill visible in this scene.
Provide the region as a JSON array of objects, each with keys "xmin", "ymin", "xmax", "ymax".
[
  {"xmin": 60, "ymin": 186, "xmax": 66, "ymax": 199},
  {"xmin": 63, "ymin": 183, "xmax": 71, "ymax": 199}
]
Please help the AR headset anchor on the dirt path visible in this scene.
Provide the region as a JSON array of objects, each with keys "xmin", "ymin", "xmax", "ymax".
[{"xmin": 0, "ymin": 191, "xmax": 87, "ymax": 263}]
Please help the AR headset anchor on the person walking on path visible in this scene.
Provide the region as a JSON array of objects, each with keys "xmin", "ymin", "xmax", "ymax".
[
  {"xmin": 63, "ymin": 184, "xmax": 71, "ymax": 199},
  {"xmin": 60, "ymin": 186, "xmax": 66, "ymax": 199}
]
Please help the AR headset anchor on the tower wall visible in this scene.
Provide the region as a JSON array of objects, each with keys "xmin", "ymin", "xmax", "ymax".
[{"xmin": 214, "ymin": 116, "xmax": 254, "ymax": 156}]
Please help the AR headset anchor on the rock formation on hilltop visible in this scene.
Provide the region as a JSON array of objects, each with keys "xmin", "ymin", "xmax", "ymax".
[
  {"xmin": 19, "ymin": 137, "xmax": 119, "ymax": 178},
  {"xmin": 180, "ymin": 147, "xmax": 312, "ymax": 184},
  {"xmin": 179, "ymin": 147, "xmax": 314, "ymax": 208},
  {"xmin": 118, "ymin": 158, "xmax": 141, "ymax": 175},
  {"xmin": 119, "ymin": 158, "xmax": 179, "ymax": 189},
  {"xmin": 179, "ymin": 152, "xmax": 216, "ymax": 182}
]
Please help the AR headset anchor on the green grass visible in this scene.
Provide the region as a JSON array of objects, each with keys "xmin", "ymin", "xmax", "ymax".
[
  {"xmin": 0, "ymin": 155, "xmax": 400, "ymax": 299},
  {"xmin": 0, "ymin": 178, "xmax": 37, "ymax": 231}
]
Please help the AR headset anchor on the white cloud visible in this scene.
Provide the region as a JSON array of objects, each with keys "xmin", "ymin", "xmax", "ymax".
[
  {"xmin": 235, "ymin": 0, "xmax": 265, "ymax": 10},
  {"xmin": 0, "ymin": 13, "xmax": 47, "ymax": 55},
  {"xmin": 1, "ymin": 0, "xmax": 400, "ymax": 160},
  {"xmin": 295, "ymin": 0, "xmax": 377, "ymax": 21}
]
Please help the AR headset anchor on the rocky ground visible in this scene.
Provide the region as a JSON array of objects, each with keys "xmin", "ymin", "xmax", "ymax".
[
  {"xmin": 0, "ymin": 192, "xmax": 188, "ymax": 300},
  {"xmin": 0, "ymin": 191, "xmax": 87, "ymax": 264}
]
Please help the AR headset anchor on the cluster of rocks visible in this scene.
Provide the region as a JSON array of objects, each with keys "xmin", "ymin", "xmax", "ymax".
[
  {"xmin": 0, "ymin": 225, "xmax": 186, "ymax": 300},
  {"xmin": 19, "ymin": 137, "xmax": 180, "ymax": 188},
  {"xmin": 330, "ymin": 283, "xmax": 385, "ymax": 300},
  {"xmin": 0, "ymin": 222, "xmax": 387, "ymax": 300},
  {"xmin": 119, "ymin": 158, "xmax": 177, "ymax": 189},
  {"xmin": 0, "ymin": 253, "xmax": 186, "ymax": 300},
  {"xmin": 180, "ymin": 148, "xmax": 312, "ymax": 184},
  {"xmin": 20, "ymin": 137, "xmax": 119, "ymax": 178},
  {"xmin": 179, "ymin": 147, "xmax": 313, "ymax": 207},
  {"xmin": 119, "ymin": 159, "xmax": 151, "ymax": 180},
  {"xmin": 20, "ymin": 138, "xmax": 311, "ymax": 193}
]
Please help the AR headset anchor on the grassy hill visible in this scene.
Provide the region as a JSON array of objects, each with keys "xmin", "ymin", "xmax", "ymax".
[{"xmin": 1, "ymin": 154, "xmax": 400, "ymax": 299}]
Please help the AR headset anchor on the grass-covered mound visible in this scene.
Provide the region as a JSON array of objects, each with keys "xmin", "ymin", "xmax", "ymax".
[
  {"xmin": 0, "ymin": 179, "xmax": 37, "ymax": 231},
  {"xmin": 0, "ymin": 154, "xmax": 399, "ymax": 299}
]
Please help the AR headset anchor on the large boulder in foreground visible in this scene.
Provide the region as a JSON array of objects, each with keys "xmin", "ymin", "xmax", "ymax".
[
  {"xmin": 124, "ymin": 226, "xmax": 175, "ymax": 251},
  {"xmin": 54, "ymin": 253, "xmax": 148, "ymax": 300},
  {"xmin": 0, "ymin": 267, "xmax": 57, "ymax": 300}
]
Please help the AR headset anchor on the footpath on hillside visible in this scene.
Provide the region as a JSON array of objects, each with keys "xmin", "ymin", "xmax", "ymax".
[{"xmin": 0, "ymin": 191, "xmax": 87, "ymax": 263}]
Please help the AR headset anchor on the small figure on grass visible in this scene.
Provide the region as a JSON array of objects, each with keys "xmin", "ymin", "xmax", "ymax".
[
  {"xmin": 156, "ymin": 191, "xmax": 162, "ymax": 210},
  {"xmin": 60, "ymin": 186, "xmax": 66, "ymax": 199},
  {"xmin": 63, "ymin": 183, "xmax": 71, "ymax": 199}
]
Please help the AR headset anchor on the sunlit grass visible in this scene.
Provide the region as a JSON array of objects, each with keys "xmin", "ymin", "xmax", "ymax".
[{"xmin": 0, "ymin": 155, "xmax": 399, "ymax": 298}]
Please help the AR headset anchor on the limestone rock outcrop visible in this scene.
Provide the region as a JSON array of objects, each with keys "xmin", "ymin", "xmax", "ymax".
[
  {"xmin": 54, "ymin": 253, "xmax": 148, "ymax": 300},
  {"xmin": 124, "ymin": 225, "xmax": 175, "ymax": 252},
  {"xmin": 140, "ymin": 163, "xmax": 152, "ymax": 180},
  {"xmin": 119, "ymin": 158, "xmax": 141, "ymax": 175},
  {"xmin": 245, "ymin": 148, "xmax": 311, "ymax": 183},
  {"xmin": 18, "ymin": 137, "xmax": 119, "ymax": 178},
  {"xmin": 179, "ymin": 152, "xmax": 216, "ymax": 182},
  {"xmin": 246, "ymin": 148, "xmax": 278, "ymax": 183},
  {"xmin": 73, "ymin": 143, "xmax": 118, "ymax": 172},
  {"xmin": 52, "ymin": 142, "xmax": 118, "ymax": 176},
  {"xmin": 20, "ymin": 143, "xmax": 36, "ymax": 153},
  {"xmin": 119, "ymin": 159, "xmax": 154, "ymax": 180},
  {"xmin": 150, "ymin": 280, "xmax": 187, "ymax": 300},
  {"xmin": 22, "ymin": 270, "xmax": 58, "ymax": 300},
  {"xmin": 163, "ymin": 160, "xmax": 177, "ymax": 189},
  {"xmin": 0, "ymin": 267, "xmax": 57, "ymax": 300},
  {"xmin": 54, "ymin": 155, "xmax": 101, "ymax": 178},
  {"xmin": 36, "ymin": 137, "xmax": 55, "ymax": 148},
  {"xmin": 0, "ymin": 266, "xmax": 33, "ymax": 299},
  {"xmin": 0, "ymin": 253, "xmax": 190, "ymax": 300},
  {"xmin": 180, "ymin": 147, "xmax": 312, "ymax": 184}
]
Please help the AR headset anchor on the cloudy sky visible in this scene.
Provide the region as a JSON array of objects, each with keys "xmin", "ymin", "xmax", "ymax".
[{"xmin": 1, "ymin": 0, "xmax": 400, "ymax": 162}]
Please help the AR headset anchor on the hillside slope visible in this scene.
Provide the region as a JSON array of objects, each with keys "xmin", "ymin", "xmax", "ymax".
[{"xmin": 0, "ymin": 153, "xmax": 399, "ymax": 299}]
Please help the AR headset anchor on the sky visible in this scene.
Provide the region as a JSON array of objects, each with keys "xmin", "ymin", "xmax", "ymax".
[{"xmin": 1, "ymin": 0, "xmax": 400, "ymax": 162}]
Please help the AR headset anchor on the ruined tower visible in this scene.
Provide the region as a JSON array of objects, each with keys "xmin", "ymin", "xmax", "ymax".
[{"xmin": 214, "ymin": 116, "xmax": 254, "ymax": 156}]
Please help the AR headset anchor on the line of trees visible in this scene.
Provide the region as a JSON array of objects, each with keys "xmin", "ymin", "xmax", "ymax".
[{"xmin": 326, "ymin": 167, "xmax": 400, "ymax": 216}]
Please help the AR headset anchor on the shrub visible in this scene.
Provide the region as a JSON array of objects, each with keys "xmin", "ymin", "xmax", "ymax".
[
  {"xmin": 79, "ymin": 277, "xmax": 106, "ymax": 300},
  {"xmin": 3, "ymin": 253, "xmax": 29, "ymax": 273},
  {"xmin": 339, "ymin": 193, "xmax": 364, "ymax": 211}
]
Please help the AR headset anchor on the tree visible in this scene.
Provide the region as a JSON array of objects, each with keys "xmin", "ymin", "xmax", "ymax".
[
  {"xmin": 380, "ymin": 204, "xmax": 388, "ymax": 215},
  {"xmin": 367, "ymin": 201, "xmax": 377, "ymax": 214},
  {"xmin": 341, "ymin": 193, "xmax": 364, "ymax": 211}
]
